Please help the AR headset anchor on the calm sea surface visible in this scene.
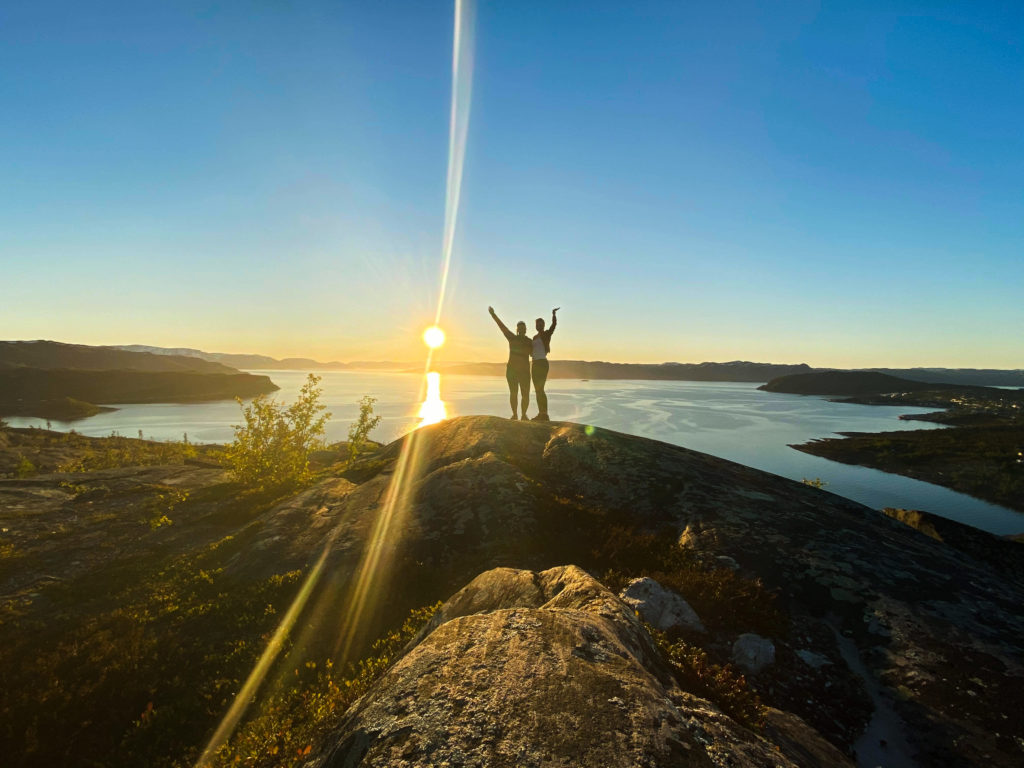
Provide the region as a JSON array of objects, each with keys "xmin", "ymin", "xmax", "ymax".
[{"xmin": 9, "ymin": 371, "xmax": 1022, "ymax": 535}]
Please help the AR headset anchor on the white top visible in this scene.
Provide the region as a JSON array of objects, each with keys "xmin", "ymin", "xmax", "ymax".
[{"xmin": 532, "ymin": 336, "xmax": 548, "ymax": 360}]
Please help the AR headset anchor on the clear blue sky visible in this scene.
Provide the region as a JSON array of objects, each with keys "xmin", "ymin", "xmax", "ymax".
[{"xmin": 1, "ymin": 1, "xmax": 1021, "ymax": 367}]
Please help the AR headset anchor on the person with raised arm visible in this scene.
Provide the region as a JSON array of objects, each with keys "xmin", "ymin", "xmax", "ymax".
[
  {"xmin": 488, "ymin": 306, "xmax": 533, "ymax": 420},
  {"xmin": 530, "ymin": 307, "xmax": 559, "ymax": 421}
]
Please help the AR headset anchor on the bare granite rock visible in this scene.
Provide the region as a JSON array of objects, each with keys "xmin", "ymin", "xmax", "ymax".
[
  {"xmin": 619, "ymin": 576, "xmax": 705, "ymax": 632},
  {"xmin": 732, "ymin": 633, "xmax": 776, "ymax": 673},
  {"xmin": 310, "ymin": 566, "xmax": 847, "ymax": 768}
]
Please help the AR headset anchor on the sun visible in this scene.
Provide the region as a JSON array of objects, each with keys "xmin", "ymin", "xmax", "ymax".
[{"xmin": 423, "ymin": 326, "xmax": 446, "ymax": 349}]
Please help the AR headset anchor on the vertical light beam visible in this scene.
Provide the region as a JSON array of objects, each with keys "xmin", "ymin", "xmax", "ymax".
[{"xmin": 434, "ymin": 0, "xmax": 475, "ymax": 327}]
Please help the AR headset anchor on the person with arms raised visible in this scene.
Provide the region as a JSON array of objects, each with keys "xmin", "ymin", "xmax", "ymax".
[
  {"xmin": 489, "ymin": 306, "xmax": 533, "ymax": 420},
  {"xmin": 531, "ymin": 308, "xmax": 558, "ymax": 421}
]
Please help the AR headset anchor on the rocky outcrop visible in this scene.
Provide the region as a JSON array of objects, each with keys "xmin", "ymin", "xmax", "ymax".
[
  {"xmin": 5, "ymin": 416, "xmax": 1023, "ymax": 767},
  {"xmin": 288, "ymin": 416, "xmax": 1023, "ymax": 768},
  {"xmin": 311, "ymin": 566, "xmax": 850, "ymax": 768}
]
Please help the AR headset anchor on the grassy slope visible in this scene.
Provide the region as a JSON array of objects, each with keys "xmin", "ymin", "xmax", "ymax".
[{"xmin": 0, "ymin": 434, "xmax": 322, "ymax": 767}]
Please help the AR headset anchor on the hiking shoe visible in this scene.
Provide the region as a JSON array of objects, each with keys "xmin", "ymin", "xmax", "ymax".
[{"xmin": 532, "ymin": 413, "xmax": 550, "ymax": 422}]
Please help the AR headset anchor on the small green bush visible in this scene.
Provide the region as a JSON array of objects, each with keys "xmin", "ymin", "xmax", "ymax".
[
  {"xmin": 144, "ymin": 487, "xmax": 189, "ymax": 529},
  {"xmin": 15, "ymin": 454, "xmax": 36, "ymax": 478},
  {"xmin": 347, "ymin": 395, "xmax": 382, "ymax": 465},
  {"xmin": 226, "ymin": 374, "xmax": 331, "ymax": 490}
]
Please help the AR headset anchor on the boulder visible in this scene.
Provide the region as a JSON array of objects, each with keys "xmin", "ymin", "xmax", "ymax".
[
  {"xmin": 732, "ymin": 633, "xmax": 776, "ymax": 673},
  {"xmin": 618, "ymin": 576, "xmax": 705, "ymax": 632}
]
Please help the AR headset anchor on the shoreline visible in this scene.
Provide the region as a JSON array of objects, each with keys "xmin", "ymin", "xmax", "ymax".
[
  {"xmin": 792, "ymin": 423, "xmax": 1024, "ymax": 515},
  {"xmin": 762, "ymin": 371, "xmax": 1023, "ymax": 516}
]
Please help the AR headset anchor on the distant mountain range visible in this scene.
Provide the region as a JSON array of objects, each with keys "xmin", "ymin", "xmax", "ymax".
[
  {"xmin": 6, "ymin": 341, "xmax": 1021, "ymax": 388},
  {"xmin": 436, "ymin": 360, "xmax": 815, "ymax": 382},
  {"xmin": 0, "ymin": 341, "xmax": 238, "ymax": 374},
  {"xmin": 863, "ymin": 368, "xmax": 1024, "ymax": 387},
  {"xmin": 115, "ymin": 346, "xmax": 818, "ymax": 383},
  {"xmin": 115, "ymin": 345, "xmax": 408, "ymax": 371}
]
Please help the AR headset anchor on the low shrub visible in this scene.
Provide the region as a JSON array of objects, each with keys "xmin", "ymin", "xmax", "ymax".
[
  {"xmin": 346, "ymin": 395, "xmax": 382, "ymax": 466},
  {"xmin": 648, "ymin": 624, "xmax": 766, "ymax": 729},
  {"xmin": 15, "ymin": 454, "xmax": 36, "ymax": 478},
  {"xmin": 588, "ymin": 524, "xmax": 787, "ymax": 638},
  {"xmin": 225, "ymin": 374, "xmax": 330, "ymax": 491}
]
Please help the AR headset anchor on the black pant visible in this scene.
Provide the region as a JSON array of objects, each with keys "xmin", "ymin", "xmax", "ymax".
[
  {"xmin": 506, "ymin": 359, "xmax": 530, "ymax": 415},
  {"xmin": 532, "ymin": 359, "xmax": 549, "ymax": 416}
]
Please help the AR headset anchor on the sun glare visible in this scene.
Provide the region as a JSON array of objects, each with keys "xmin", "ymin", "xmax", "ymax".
[
  {"xmin": 196, "ymin": 4, "xmax": 472, "ymax": 764},
  {"xmin": 423, "ymin": 325, "xmax": 446, "ymax": 349}
]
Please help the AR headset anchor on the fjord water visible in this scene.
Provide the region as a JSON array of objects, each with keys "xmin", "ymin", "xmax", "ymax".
[{"xmin": 11, "ymin": 371, "xmax": 1021, "ymax": 535}]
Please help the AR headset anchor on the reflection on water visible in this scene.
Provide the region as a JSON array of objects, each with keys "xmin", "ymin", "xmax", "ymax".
[
  {"xmin": 417, "ymin": 372, "xmax": 447, "ymax": 426},
  {"xmin": 8, "ymin": 372, "xmax": 1022, "ymax": 535}
]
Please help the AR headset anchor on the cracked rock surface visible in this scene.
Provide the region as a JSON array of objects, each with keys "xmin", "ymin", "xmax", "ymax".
[{"xmin": 312, "ymin": 566, "xmax": 848, "ymax": 768}]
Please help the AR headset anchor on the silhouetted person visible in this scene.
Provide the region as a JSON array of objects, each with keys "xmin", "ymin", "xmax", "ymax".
[
  {"xmin": 489, "ymin": 306, "xmax": 532, "ymax": 420},
  {"xmin": 531, "ymin": 307, "xmax": 558, "ymax": 421}
]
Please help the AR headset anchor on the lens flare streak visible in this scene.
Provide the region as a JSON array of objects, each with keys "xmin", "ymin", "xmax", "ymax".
[
  {"xmin": 195, "ymin": 539, "xmax": 336, "ymax": 766},
  {"xmin": 333, "ymin": 424, "xmax": 431, "ymax": 660},
  {"xmin": 434, "ymin": 0, "xmax": 474, "ymax": 326},
  {"xmin": 195, "ymin": 4, "xmax": 475, "ymax": 763}
]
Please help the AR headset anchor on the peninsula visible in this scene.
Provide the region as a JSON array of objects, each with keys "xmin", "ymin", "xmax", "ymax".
[
  {"xmin": 0, "ymin": 341, "xmax": 278, "ymax": 420},
  {"xmin": 762, "ymin": 370, "xmax": 1024, "ymax": 512}
]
